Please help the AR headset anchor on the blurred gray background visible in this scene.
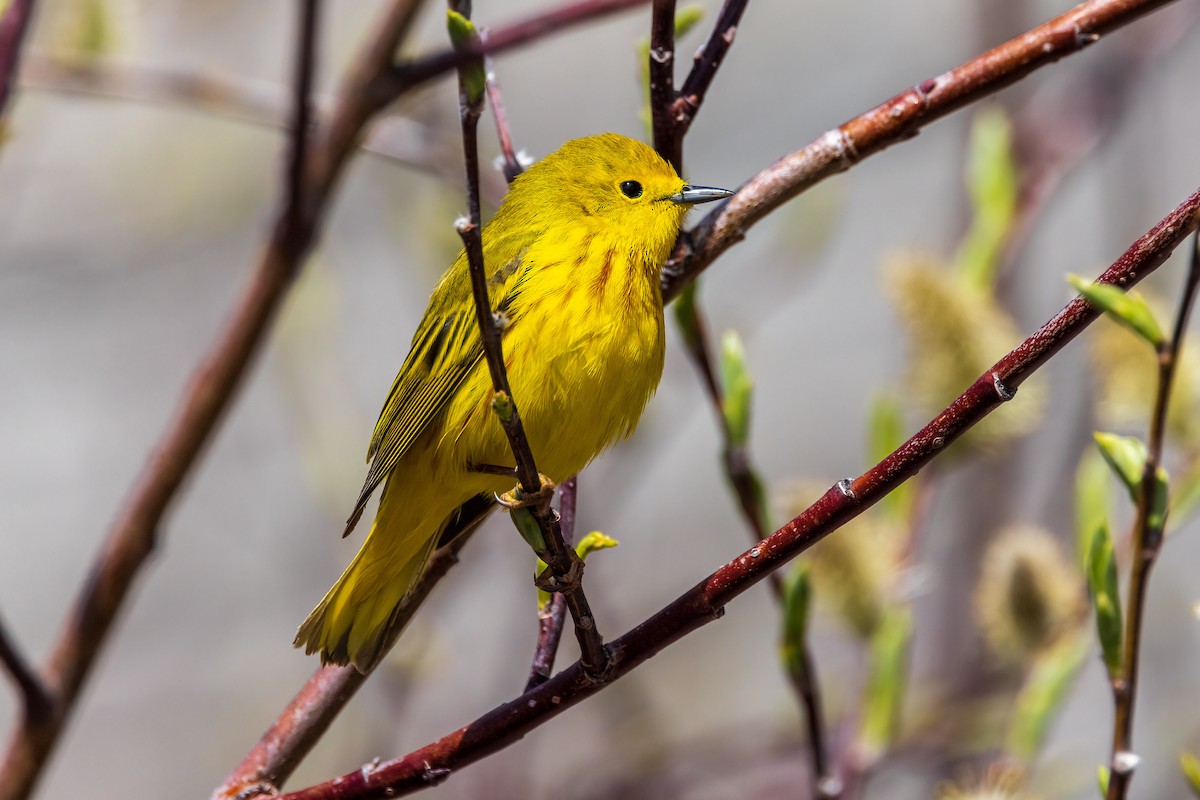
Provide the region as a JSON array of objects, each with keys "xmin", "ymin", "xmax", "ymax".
[{"xmin": 2, "ymin": 0, "xmax": 1200, "ymax": 798}]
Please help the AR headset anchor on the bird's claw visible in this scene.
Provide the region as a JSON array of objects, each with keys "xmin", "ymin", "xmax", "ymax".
[
  {"xmin": 534, "ymin": 549, "xmax": 585, "ymax": 593},
  {"xmin": 496, "ymin": 473, "xmax": 556, "ymax": 509}
]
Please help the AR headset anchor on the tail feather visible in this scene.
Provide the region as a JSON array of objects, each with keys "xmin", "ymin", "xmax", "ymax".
[{"xmin": 295, "ymin": 483, "xmax": 447, "ymax": 673}]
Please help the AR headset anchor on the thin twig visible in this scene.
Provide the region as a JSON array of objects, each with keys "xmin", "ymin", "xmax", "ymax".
[
  {"xmin": 672, "ymin": 0, "xmax": 749, "ymax": 139},
  {"xmin": 661, "ymin": 0, "xmax": 1178, "ymax": 302},
  {"xmin": 449, "ymin": 5, "xmax": 608, "ymax": 678},
  {"xmin": 0, "ymin": 0, "xmax": 37, "ymax": 119},
  {"xmin": 382, "ymin": 0, "xmax": 653, "ymax": 101},
  {"xmin": 482, "ymin": 49, "xmax": 522, "ymax": 182},
  {"xmin": 17, "ymin": 54, "xmax": 510, "ymax": 201},
  {"xmin": 213, "ymin": 497, "xmax": 490, "ymax": 800},
  {"xmin": 648, "ymin": 0, "xmax": 679, "ymax": 167},
  {"xmin": 675, "ymin": 289, "xmax": 834, "ymax": 794},
  {"xmin": 275, "ymin": 186, "xmax": 1200, "ymax": 800},
  {"xmin": 1105, "ymin": 233, "xmax": 1200, "ymax": 800},
  {"xmin": 0, "ymin": 2, "xmax": 326, "ymax": 798},
  {"xmin": 526, "ymin": 476, "xmax": 577, "ymax": 691},
  {"xmin": 0, "ymin": 616, "xmax": 49, "ymax": 724}
]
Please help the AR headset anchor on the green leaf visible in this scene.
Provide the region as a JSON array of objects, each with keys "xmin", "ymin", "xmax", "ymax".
[
  {"xmin": 673, "ymin": 5, "xmax": 705, "ymax": 38},
  {"xmin": 510, "ymin": 506, "xmax": 547, "ymax": 555},
  {"xmin": 1086, "ymin": 519, "xmax": 1123, "ymax": 679},
  {"xmin": 537, "ymin": 531, "xmax": 618, "ymax": 607},
  {"xmin": 1005, "ymin": 632, "xmax": 1090, "ymax": 763},
  {"xmin": 446, "ymin": 10, "xmax": 485, "ymax": 105},
  {"xmin": 575, "ymin": 531, "xmax": 618, "ymax": 560},
  {"xmin": 779, "ymin": 564, "xmax": 812, "ymax": 679},
  {"xmin": 719, "ymin": 329, "xmax": 753, "ymax": 447},
  {"xmin": 1068, "ymin": 274, "xmax": 1165, "ymax": 349},
  {"xmin": 1098, "ymin": 765, "xmax": 1110, "ymax": 798},
  {"xmin": 673, "ymin": 280, "xmax": 704, "ymax": 352},
  {"xmin": 1180, "ymin": 752, "xmax": 1200, "ymax": 798},
  {"xmin": 1094, "ymin": 432, "xmax": 1148, "ymax": 502},
  {"xmin": 868, "ymin": 393, "xmax": 914, "ymax": 524},
  {"xmin": 955, "ymin": 107, "xmax": 1018, "ymax": 289},
  {"xmin": 859, "ymin": 608, "xmax": 911, "ymax": 756},
  {"xmin": 1075, "ymin": 449, "xmax": 1114, "ymax": 569}
]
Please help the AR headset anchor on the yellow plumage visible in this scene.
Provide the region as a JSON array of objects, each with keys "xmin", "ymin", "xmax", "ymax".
[{"xmin": 295, "ymin": 133, "xmax": 731, "ymax": 672}]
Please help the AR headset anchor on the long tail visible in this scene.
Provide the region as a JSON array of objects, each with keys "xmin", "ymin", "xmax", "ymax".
[{"xmin": 294, "ymin": 480, "xmax": 446, "ymax": 673}]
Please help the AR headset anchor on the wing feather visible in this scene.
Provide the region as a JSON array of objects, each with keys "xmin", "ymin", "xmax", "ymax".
[{"xmin": 342, "ymin": 238, "xmax": 533, "ymax": 535}]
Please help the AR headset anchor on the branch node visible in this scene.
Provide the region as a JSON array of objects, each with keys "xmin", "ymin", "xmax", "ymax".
[
  {"xmin": 422, "ymin": 761, "xmax": 452, "ymax": 785},
  {"xmin": 992, "ymin": 371, "xmax": 1017, "ymax": 401},
  {"xmin": 836, "ymin": 478, "xmax": 856, "ymax": 499},
  {"xmin": 1112, "ymin": 750, "xmax": 1141, "ymax": 774}
]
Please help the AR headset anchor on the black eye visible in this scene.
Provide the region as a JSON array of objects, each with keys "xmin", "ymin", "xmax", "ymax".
[{"xmin": 619, "ymin": 180, "xmax": 643, "ymax": 199}]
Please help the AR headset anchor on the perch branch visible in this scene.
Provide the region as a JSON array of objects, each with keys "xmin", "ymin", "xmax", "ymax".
[
  {"xmin": 213, "ymin": 498, "xmax": 489, "ymax": 800},
  {"xmin": 275, "ymin": 185, "xmax": 1200, "ymax": 800},
  {"xmin": 450, "ymin": 5, "xmax": 608, "ymax": 678},
  {"xmin": 661, "ymin": 0, "xmax": 1178, "ymax": 301},
  {"xmin": 0, "ymin": 0, "xmax": 36, "ymax": 119}
]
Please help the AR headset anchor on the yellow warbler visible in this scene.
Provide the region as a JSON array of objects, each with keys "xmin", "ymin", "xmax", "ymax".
[{"xmin": 295, "ymin": 133, "xmax": 732, "ymax": 672}]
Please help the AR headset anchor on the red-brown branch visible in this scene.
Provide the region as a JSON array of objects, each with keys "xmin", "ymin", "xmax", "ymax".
[
  {"xmin": 1, "ymin": 2, "xmax": 330, "ymax": 798},
  {"xmin": 0, "ymin": 0, "xmax": 37, "ymax": 118},
  {"xmin": 661, "ymin": 0, "xmax": 1177, "ymax": 300},
  {"xmin": 672, "ymin": 0, "xmax": 749, "ymax": 139},
  {"xmin": 277, "ymin": 187, "xmax": 1200, "ymax": 800}
]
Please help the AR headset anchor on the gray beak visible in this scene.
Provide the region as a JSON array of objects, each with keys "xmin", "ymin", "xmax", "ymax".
[{"xmin": 669, "ymin": 184, "xmax": 735, "ymax": 205}]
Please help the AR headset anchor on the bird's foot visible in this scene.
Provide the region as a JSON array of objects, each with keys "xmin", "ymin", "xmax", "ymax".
[
  {"xmin": 496, "ymin": 473, "xmax": 556, "ymax": 509},
  {"xmin": 534, "ymin": 548, "xmax": 585, "ymax": 594}
]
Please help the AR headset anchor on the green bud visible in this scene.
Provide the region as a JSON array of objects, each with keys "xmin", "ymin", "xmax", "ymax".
[
  {"xmin": 672, "ymin": 281, "xmax": 704, "ymax": 352},
  {"xmin": 1098, "ymin": 765, "xmax": 1110, "ymax": 798},
  {"xmin": 1075, "ymin": 449, "xmax": 1113, "ymax": 569},
  {"xmin": 1005, "ymin": 632, "xmax": 1090, "ymax": 763},
  {"xmin": 536, "ymin": 531, "xmax": 618, "ymax": 607},
  {"xmin": 779, "ymin": 564, "xmax": 813, "ymax": 679},
  {"xmin": 674, "ymin": 5, "xmax": 705, "ymax": 38},
  {"xmin": 1086, "ymin": 519, "xmax": 1123, "ymax": 679},
  {"xmin": 719, "ymin": 329, "xmax": 753, "ymax": 447},
  {"xmin": 1148, "ymin": 465, "xmax": 1170, "ymax": 535},
  {"xmin": 1094, "ymin": 432, "xmax": 1148, "ymax": 502},
  {"xmin": 859, "ymin": 608, "xmax": 911, "ymax": 756},
  {"xmin": 956, "ymin": 107, "xmax": 1018, "ymax": 290},
  {"xmin": 446, "ymin": 10, "xmax": 485, "ymax": 105},
  {"xmin": 1068, "ymin": 274, "xmax": 1165, "ymax": 349},
  {"xmin": 575, "ymin": 531, "xmax": 618, "ymax": 560},
  {"xmin": 510, "ymin": 505, "xmax": 547, "ymax": 554},
  {"xmin": 491, "ymin": 390, "xmax": 515, "ymax": 424}
]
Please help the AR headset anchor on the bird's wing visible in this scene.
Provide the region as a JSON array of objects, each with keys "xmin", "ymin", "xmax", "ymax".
[{"xmin": 341, "ymin": 237, "xmax": 532, "ymax": 535}]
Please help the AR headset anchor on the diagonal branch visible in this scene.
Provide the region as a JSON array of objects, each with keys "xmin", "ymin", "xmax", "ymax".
[
  {"xmin": 0, "ymin": 616, "xmax": 49, "ymax": 724},
  {"xmin": 661, "ymin": 0, "xmax": 1178, "ymax": 301},
  {"xmin": 275, "ymin": 186, "xmax": 1200, "ymax": 800},
  {"xmin": 672, "ymin": 0, "xmax": 749, "ymax": 139},
  {"xmin": 0, "ymin": 0, "xmax": 37, "ymax": 120},
  {"xmin": 381, "ymin": 0, "xmax": 654, "ymax": 101},
  {"xmin": 1, "ymin": 1, "xmax": 331, "ymax": 798},
  {"xmin": 212, "ymin": 496, "xmax": 490, "ymax": 800},
  {"xmin": 450, "ymin": 5, "xmax": 608, "ymax": 678}
]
